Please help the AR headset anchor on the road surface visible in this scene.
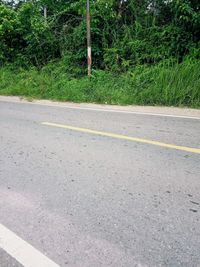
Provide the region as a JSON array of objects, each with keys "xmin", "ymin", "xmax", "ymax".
[{"xmin": 0, "ymin": 97, "xmax": 200, "ymax": 267}]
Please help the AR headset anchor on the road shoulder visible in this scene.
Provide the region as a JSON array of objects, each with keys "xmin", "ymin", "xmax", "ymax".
[{"xmin": 0, "ymin": 95, "xmax": 200, "ymax": 118}]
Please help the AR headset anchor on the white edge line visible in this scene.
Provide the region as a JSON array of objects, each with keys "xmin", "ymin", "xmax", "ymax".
[
  {"xmin": 0, "ymin": 223, "xmax": 60, "ymax": 267},
  {"xmin": 0, "ymin": 98, "xmax": 200, "ymax": 120}
]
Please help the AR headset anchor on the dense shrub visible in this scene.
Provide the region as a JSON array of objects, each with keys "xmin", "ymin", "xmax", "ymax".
[
  {"xmin": 0, "ymin": 0, "xmax": 199, "ymax": 69},
  {"xmin": 0, "ymin": 0, "xmax": 199, "ymax": 107}
]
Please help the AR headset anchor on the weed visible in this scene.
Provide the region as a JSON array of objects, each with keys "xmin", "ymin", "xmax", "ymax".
[{"xmin": 0, "ymin": 59, "xmax": 199, "ymax": 108}]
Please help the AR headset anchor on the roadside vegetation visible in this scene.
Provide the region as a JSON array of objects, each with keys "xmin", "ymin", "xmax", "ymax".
[{"xmin": 0, "ymin": 0, "xmax": 200, "ymax": 107}]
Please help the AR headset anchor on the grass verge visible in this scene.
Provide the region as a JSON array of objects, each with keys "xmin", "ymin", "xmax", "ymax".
[{"xmin": 0, "ymin": 59, "xmax": 199, "ymax": 108}]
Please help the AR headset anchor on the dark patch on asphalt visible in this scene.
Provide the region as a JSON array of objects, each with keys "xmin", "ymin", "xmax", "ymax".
[
  {"xmin": 190, "ymin": 201, "xmax": 199, "ymax": 206},
  {"xmin": 189, "ymin": 209, "xmax": 198, "ymax": 213}
]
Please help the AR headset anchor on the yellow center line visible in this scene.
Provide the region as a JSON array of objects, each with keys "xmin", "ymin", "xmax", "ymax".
[{"xmin": 42, "ymin": 122, "xmax": 200, "ymax": 154}]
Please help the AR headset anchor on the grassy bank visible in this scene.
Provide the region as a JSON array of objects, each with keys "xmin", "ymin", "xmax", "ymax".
[{"xmin": 0, "ymin": 59, "xmax": 200, "ymax": 108}]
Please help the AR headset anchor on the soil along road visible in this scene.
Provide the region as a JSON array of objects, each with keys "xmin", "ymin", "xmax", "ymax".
[{"xmin": 0, "ymin": 97, "xmax": 200, "ymax": 267}]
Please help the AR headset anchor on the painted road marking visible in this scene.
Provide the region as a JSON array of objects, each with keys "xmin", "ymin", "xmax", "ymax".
[
  {"xmin": 0, "ymin": 223, "xmax": 60, "ymax": 267},
  {"xmin": 1, "ymin": 97, "xmax": 200, "ymax": 120},
  {"xmin": 42, "ymin": 122, "xmax": 200, "ymax": 154}
]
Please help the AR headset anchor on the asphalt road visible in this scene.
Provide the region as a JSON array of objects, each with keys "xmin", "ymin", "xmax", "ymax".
[{"xmin": 0, "ymin": 97, "xmax": 200, "ymax": 267}]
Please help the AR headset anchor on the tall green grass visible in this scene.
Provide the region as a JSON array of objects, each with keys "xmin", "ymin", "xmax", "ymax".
[{"xmin": 0, "ymin": 59, "xmax": 199, "ymax": 108}]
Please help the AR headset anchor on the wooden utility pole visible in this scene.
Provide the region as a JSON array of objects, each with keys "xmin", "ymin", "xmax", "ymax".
[{"xmin": 86, "ymin": 0, "xmax": 92, "ymax": 76}]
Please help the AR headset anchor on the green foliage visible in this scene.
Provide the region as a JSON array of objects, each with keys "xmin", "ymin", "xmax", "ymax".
[
  {"xmin": 0, "ymin": 59, "xmax": 199, "ymax": 107},
  {"xmin": 0, "ymin": 0, "xmax": 199, "ymax": 108},
  {"xmin": 0, "ymin": 4, "xmax": 20, "ymax": 64},
  {"xmin": 136, "ymin": 59, "xmax": 200, "ymax": 107},
  {"xmin": 0, "ymin": 0, "xmax": 199, "ymax": 68}
]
